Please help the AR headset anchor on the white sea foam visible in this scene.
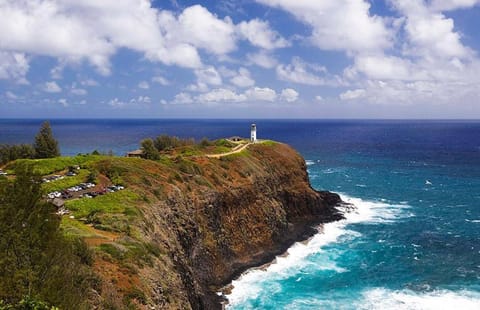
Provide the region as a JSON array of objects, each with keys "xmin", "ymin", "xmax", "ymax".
[
  {"xmin": 305, "ymin": 160, "xmax": 315, "ymax": 166},
  {"xmin": 359, "ymin": 288, "xmax": 480, "ymax": 310},
  {"xmin": 224, "ymin": 194, "xmax": 411, "ymax": 308}
]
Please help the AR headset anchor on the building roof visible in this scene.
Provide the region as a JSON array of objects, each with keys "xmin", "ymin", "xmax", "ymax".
[
  {"xmin": 51, "ymin": 198, "xmax": 65, "ymax": 208},
  {"xmin": 127, "ymin": 149, "xmax": 144, "ymax": 155}
]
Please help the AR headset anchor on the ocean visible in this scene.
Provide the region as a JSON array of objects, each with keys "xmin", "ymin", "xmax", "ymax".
[{"xmin": 1, "ymin": 119, "xmax": 480, "ymax": 309}]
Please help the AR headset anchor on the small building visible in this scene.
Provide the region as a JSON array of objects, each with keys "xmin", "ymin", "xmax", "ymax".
[
  {"xmin": 250, "ymin": 124, "xmax": 257, "ymax": 143},
  {"xmin": 126, "ymin": 149, "xmax": 144, "ymax": 158},
  {"xmin": 229, "ymin": 136, "xmax": 243, "ymax": 142},
  {"xmin": 51, "ymin": 198, "xmax": 65, "ymax": 209}
]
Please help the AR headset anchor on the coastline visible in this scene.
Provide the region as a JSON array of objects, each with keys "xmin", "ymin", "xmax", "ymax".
[{"xmin": 214, "ymin": 195, "xmax": 346, "ymax": 309}]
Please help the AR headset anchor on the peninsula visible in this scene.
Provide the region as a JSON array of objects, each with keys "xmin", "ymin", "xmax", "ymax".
[{"xmin": 1, "ymin": 137, "xmax": 342, "ymax": 309}]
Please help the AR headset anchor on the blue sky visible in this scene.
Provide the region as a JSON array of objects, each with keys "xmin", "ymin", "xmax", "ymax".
[{"xmin": 1, "ymin": 0, "xmax": 480, "ymax": 118}]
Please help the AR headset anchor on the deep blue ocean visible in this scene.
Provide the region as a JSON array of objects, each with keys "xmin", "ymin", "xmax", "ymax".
[{"xmin": 1, "ymin": 119, "xmax": 480, "ymax": 309}]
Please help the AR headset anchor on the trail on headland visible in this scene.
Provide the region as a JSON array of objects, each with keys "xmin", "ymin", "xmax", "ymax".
[{"xmin": 205, "ymin": 142, "xmax": 252, "ymax": 158}]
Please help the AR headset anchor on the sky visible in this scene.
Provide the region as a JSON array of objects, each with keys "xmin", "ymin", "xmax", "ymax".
[{"xmin": 1, "ymin": 0, "xmax": 480, "ymax": 119}]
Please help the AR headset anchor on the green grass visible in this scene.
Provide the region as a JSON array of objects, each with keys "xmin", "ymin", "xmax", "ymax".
[
  {"xmin": 65, "ymin": 189, "xmax": 141, "ymax": 219},
  {"xmin": 41, "ymin": 169, "xmax": 90, "ymax": 193},
  {"xmin": 259, "ymin": 140, "xmax": 278, "ymax": 146},
  {"xmin": 60, "ymin": 217, "xmax": 96, "ymax": 238},
  {"xmin": 6, "ymin": 155, "xmax": 105, "ymax": 175}
]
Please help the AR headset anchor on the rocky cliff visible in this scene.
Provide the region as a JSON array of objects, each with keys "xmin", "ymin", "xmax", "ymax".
[{"xmin": 87, "ymin": 142, "xmax": 342, "ymax": 309}]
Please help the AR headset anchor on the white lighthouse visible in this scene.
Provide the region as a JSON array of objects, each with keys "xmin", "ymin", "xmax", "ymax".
[{"xmin": 250, "ymin": 123, "xmax": 257, "ymax": 143}]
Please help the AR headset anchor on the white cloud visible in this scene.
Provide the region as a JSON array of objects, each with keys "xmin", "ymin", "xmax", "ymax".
[
  {"xmin": 58, "ymin": 98, "xmax": 68, "ymax": 107},
  {"xmin": 350, "ymin": 54, "xmax": 429, "ymax": 81},
  {"xmin": 394, "ymin": 1, "xmax": 473, "ymax": 60},
  {"xmin": 108, "ymin": 98, "xmax": 125, "ymax": 107},
  {"xmin": 174, "ymin": 86, "xmax": 281, "ymax": 104},
  {"xmin": 43, "ymin": 81, "xmax": 62, "ymax": 93},
  {"xmin": 152, "ymin": 75, "xmax": 169, "ymax": 86},
  {"xmin": 230, "ymin": 68, "xmax": 255, "ymax": 88},
  {"xmin": 174, "ymin": 5, "xmax": 236, "ymax": 55},
  {"xmin": 340, "ymin": 89, "xmax": 366, "ymax": 100},
  {"xmin": 195, "ymin": 66, "xmax": 222, "ymax": 86},
  {"xmin": 280, "ymin": 88, "xmax": 299, "ymax": 102},
  {"xmin": 186, "ymin": 82, "xmax": 209, "ymax": 93},
  {"xmin": 197, "ymin": 88, "xmax": 247, "ymax": 103},
  {"xmin": 5, "ymin": 91, "xmax": 18, "ymax": 99},
  {"xmin": 276, "ymin": 58, "xmax": 328, "ymax": 85},
  {"xmin": 315, "ymin": 95, "xmax": 324, "ymax": 101},
  {"xmin": 138, "ymin": 81, "xmax": 150, "ymax": 89},
  {"xmin": 173, "ymin": 92, "xmax": 194, "ymax": 104},
  {"xmin": 245, "ymin": 87, "xmax": 277, "ymax": 102},
  {"xmin": 0, "ymin": 2, "xmax": 265, "ymax": 76},
  {"xmin": 237, "ymin": 19, "xmax": 289, "ymax": 49},
  {"xmin": 71, "ymin": 88, "xmax": 87, "ymax": 96},
  {"xmin": 0, "ymin": 52, "xmax": 29, "ymax": 82},
  {"xmin": 246, "ymin": 51, "xmax": 278, "ymax": 69},
  {"xmin": 80, "ymin": 79, "xmax": 99, "ymax": 87},
  {"xmin": 135, "ymin": 95, "xmax": 151, "ymax": 104},
  {"xmin": 108, "ymin": 95, "xmax": 151, "ymax": 107},
  {"xmin": 429, "ymin": 0, "xmax": 480, "ymax": 11},
  {"xmin": 256, "ymin": 0, "xmax": 392, "ymax": 53}
]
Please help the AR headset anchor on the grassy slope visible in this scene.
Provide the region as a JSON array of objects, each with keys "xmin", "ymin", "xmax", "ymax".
[{"xmin": 5, "ymin": 139, "xmax": 278, "ymax": 308}]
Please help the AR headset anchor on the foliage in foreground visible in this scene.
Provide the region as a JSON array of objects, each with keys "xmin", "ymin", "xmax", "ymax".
[{"xmin": 0, "ymin": 163, "xmax": 94, "ymax": 309}]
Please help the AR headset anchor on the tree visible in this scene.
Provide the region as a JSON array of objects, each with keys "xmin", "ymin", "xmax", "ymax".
[
  {"xmin": 33, "ymin": 122, "xmax": 60, "ymax": 159},
  {"xmin": 0, "ymin": 144, "xmax": 35, "ymax": 165},
  {"xmin": 141, "ymin": 138, "xmax": 160, "ymax": 160},
  {"xmin": 0, "ymin": 163, "xmax": 92, "ymax": 308}
]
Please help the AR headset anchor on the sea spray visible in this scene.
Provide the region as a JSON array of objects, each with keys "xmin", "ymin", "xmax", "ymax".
[{"xmin": 225, "ymin": 195, "xmax": 412, "ymax": 308}]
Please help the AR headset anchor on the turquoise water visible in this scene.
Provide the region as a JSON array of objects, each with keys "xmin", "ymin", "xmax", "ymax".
[
  {"xmin": 225, "ymin": 121, "xmax": 480, "ymax": 309},
  {"xmin": 1, "ymin": 119, "xmax": 480, "ymax": 309}
]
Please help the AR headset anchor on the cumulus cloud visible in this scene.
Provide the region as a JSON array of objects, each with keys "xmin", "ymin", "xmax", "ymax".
[
  {"xmin": 109, "ymin": 95, "xmax": 151, "ymax": 107},
  {"xmin": 280, "ymin": 88, "xmax": 299, "ymax": 102},
  {"xmin": 152, "ymin": 76, "xmax": 169, "ymax": 86},
  {"xmin": 173, "ymin": 86, "xmax": 281, "ymax": 104},
  {"xmin": 71, "ymin": 88, "xmax": 87, "ymax": 96},
  {"xmin": 0, "ymin": 2, "xmax": 286, "ymax": 78},
  {"xmin": 244, "ymin": 87, "xmax": 277, "ymax": 102},
  {"xmin": 340, "ymin": 89, "xmax": 366, "ymax": 100},
  {"xmin": 237, "ymin": 19, "xmax": 289, "ymax": 49},
  {"xmin": 195, "ymin": 66, "xmax": 223, "ymax": 86},
  {"xmin": 138, "ymin": 81, "xmax": 150, "ymax": 89},
  {"xmin": 173, "ymin": 92, "xmax": 194, "ymax": 104},
  {"xmin": 246, "ymin": 51, "xmax": 278, "ymax": 69},
  {"xmin": 5, "ymin": 91, "xmax": 18, "ymax": 100},
  {"xmin": 256, "ymin": 0, "xmax": 392, "ymax": 53},
  {"xmin": 429, "ymin": 0, "xmax": 480, "ymax": 11},
  {"xmin": 0, "ymin": 52, "xmax": 29, "ymax": 82},
  {"xmin": 80, "ymin": 79, "xmax": 99, "ymax": 87},
  {"xmin": 43, "ymin": 81, "xmax": 62, "ymax": 93},
  {"xmin": 276, "ymin": 58, "xmax": 328, "ymax": 85},
  {"xmin": 197, "ymin": 88, "xmax": 247, "ymax": 103},
  {"xmin": 58, "ymin": 98, "xmax": 68, "ymax": 107},
  {"xmin": 394, "ymin": 0, "xmax": 473, "ymax": 60},
  {"xmin": 230, "ymin": 68, "xmax": 255, "ymax": 88}
]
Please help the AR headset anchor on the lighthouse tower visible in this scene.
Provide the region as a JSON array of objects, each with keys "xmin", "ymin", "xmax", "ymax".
[{"xmin": 250, "ymin": 124, "xmax": 257, "ymax": 143}]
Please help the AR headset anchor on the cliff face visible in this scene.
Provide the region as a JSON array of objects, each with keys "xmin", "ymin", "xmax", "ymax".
[{"xmin": 91, "ymin": 142, "xmax": 342, "ymax": 309}]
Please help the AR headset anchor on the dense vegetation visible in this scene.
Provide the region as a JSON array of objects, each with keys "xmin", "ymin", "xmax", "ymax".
[
  {"xmin": 0, "ymin": 121, "xmax": 60, "ymax": 165},
  {"xmin": 0, "ymin": 163, "xmax": 94, "ymax": 309}
]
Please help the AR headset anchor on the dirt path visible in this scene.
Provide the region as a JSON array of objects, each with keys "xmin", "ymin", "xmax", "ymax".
[{"xmin": 205, "ymin": 143, "xmax": 252, "ymax": 158}]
